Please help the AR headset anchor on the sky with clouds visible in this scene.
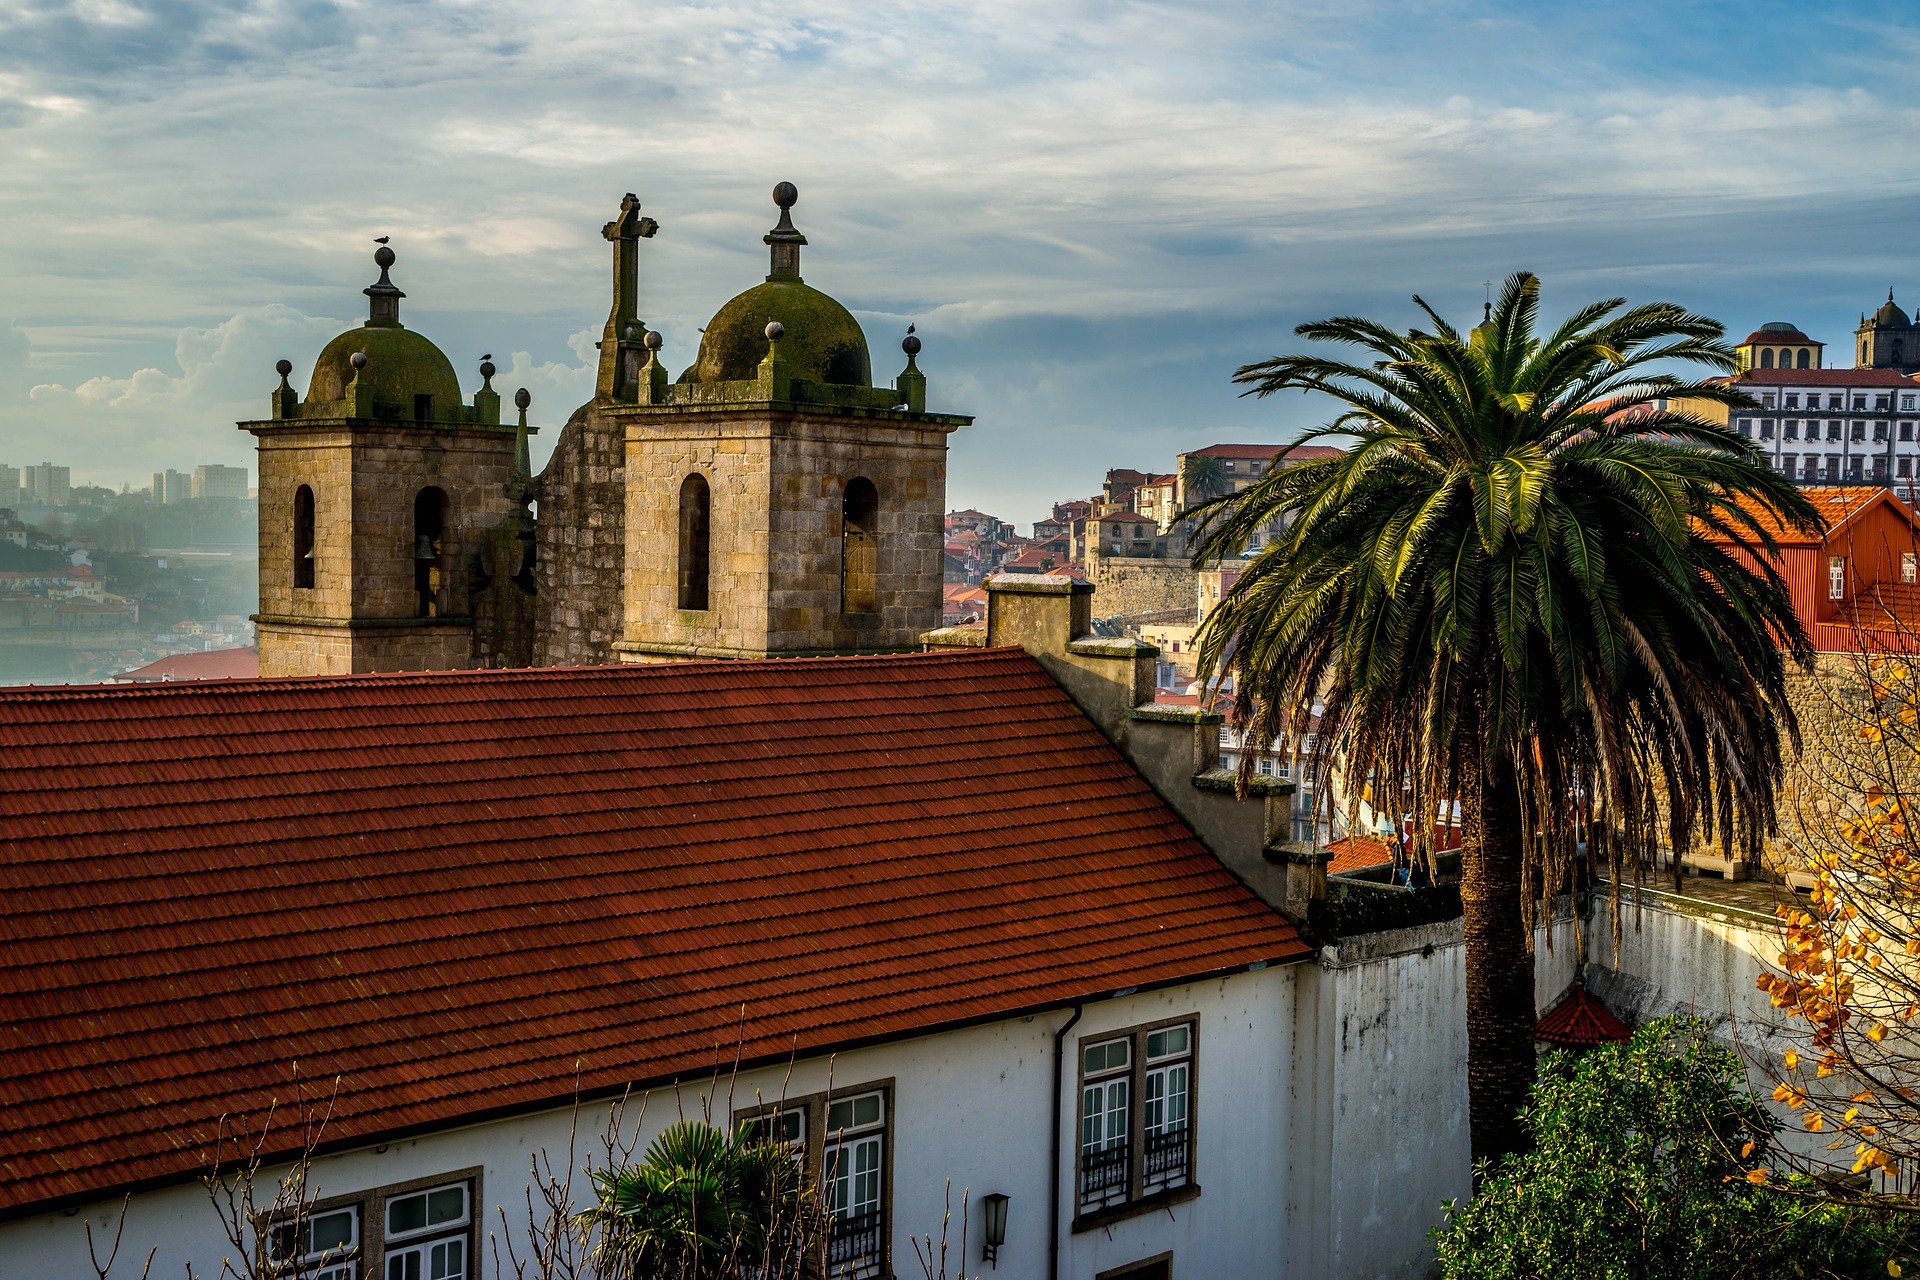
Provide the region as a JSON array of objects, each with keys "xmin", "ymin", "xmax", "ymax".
[{"xmin": 3, "ymin": 0, "xmax": 1919, "ymax": 529}]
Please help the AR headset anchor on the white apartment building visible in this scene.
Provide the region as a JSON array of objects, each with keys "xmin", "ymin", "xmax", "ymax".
[{"xmin": 1729, "ymin": 368, "xmax": 1920, "ymax": 504}]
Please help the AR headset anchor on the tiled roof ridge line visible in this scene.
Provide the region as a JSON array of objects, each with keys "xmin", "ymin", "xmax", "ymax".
[{"xmin": 0, "ymin": 646, "xmax": 1034, "ymax": 701}]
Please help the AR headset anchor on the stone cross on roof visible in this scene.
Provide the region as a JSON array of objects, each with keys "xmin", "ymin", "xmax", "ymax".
[{"xmin": 597, "ymin": 193, "xmax": 660, "ymax": 401}]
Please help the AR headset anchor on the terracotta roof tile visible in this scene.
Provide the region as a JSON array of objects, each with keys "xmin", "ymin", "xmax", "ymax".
[
  {"xmin": 112, "ymin": 646, "xmax": 259, "ymax": 682},
  {"xmin": 1732, "ymin": 369, "xmax": 1919, "ymax": 387},
  {"xmin": 1325, "ymin": 835, "xmax": 1393, "ymax": 875},
  {"xmin": 0, "ymin": 649, "xmax": 1307, "ymax": 1216}
]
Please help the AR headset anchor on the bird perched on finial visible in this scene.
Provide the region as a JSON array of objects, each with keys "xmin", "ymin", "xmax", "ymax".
[
  {"xmin": 482, "ymin": 353, "xmax": 492, "ymax": 362},
  {"xmin": 907, "ymin": 324, "xmax": 915, "ymax": 334},
  {"xmin": 374, "ymin": 236, "xmax": 390, "ymax": 245}
]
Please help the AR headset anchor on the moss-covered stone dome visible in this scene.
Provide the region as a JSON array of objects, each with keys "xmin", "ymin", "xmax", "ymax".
[
  {"xmin": 680, "ymin": 278, "xmax": 872, "ymax": 388},
  {"xmin": 307, "ymin": 323, "xmax": 465, "ymax": 412}
]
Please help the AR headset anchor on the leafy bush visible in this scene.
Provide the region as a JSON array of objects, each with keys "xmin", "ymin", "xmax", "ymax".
[{"xmin": 1432, "ymin": 1017, "xmax": 1916, "ymax": 1279}]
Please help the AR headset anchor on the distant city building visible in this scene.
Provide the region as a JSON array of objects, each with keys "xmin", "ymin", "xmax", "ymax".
[
  {"xmin": 1727, "ymin": 368, "xmax": 1920, "ymax": 500},
  {"xmin": 150, "ymin": 469, "xmax": 192, "ymax": 505},
  {"xmin": 0, "ymin": 465, "xmax": 17, "ymax": 511},
  {"xmin": 191, "ymin": 464, "xmax": 249, "ymax": 500},
  {"xmin": 1855, "ymin": 291, "xmax": 1919, "ymax": 374},
  {"xmin": 21, "ymin": 463, "xmax": 69, "ymax": 505}
]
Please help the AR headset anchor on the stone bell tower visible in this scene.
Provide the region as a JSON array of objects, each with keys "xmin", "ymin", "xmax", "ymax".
[
  {"xmin": 601, "ymin": 182, "xmax": 971, "ymax": 660},
  {"xmin": 240, "ymin": 245, "xmax": 529, "ymax": 677}
]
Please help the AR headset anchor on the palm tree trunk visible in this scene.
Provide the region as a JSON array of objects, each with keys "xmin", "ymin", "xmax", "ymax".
[{"xmin": 1459, "ymin": 738, "xmax": 1538, "ymax": 1169}]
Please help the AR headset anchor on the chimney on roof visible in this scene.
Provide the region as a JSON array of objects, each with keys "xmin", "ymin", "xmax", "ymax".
[{"xmin": 922, "ymin": 573, "xmax": 1313, "ymax": 921}]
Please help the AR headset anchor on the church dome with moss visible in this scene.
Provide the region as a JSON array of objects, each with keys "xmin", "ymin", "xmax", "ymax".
[
  {"xmin": 677, "ymin": 182, "xmax": 873, "ymax": 390},
  {"xmin": 305, "ymin": 246, "xmax": 466, "ymax": 417},
  {"xmin": 1873, "ymin": 292, "xmax": 1911, "ymax": 329},
  {"xmin": 681, "ymin": 278, "xmax": 872, "ymax": 387},
  {"xmin": 308, "ymin": 324, "xmax": 465, "ymax": 410}
]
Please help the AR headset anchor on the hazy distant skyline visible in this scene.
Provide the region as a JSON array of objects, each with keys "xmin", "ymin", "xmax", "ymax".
[{"xmin": 4, "ymin": 0, "xmax": 1919, "ymax": 529}]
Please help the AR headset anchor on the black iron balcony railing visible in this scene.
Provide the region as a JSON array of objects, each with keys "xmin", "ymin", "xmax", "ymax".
[
  {"xmin": 1078, "ymin": 1143, "xmax": 1131, "ymax": 1212},
  {"xmin": 827, "ymin": 1209, "xmax": 883, "ymax": 1279},
  {"xmin": 1142, "ymin": 1125, "xmax": 1192, "ymax": 1193}
]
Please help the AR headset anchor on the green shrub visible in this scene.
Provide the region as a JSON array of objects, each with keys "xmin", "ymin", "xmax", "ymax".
[{"xmin": 1432, "ymin": 1016, "xmax": 1917, "ymax": 1279}]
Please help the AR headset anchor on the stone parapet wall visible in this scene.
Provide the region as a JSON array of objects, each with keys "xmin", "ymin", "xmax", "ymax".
[
  {"xmin": 533, "ymin": 404, "xmax": 626, "ymax": 668},
  {"xmin": 1085, "ymin": 555, "xmax": 1197, "ymax": 617}
]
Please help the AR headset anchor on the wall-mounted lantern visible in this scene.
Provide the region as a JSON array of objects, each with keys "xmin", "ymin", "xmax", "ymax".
[{"xmin": 980, "ymin": 1192, "xmax": 1010, "ymax": 1268}]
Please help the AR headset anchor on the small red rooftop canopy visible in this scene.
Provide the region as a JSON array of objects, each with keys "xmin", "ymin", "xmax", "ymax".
[{"xmin": 1534, "ymin": 985, "xmax": 1631, "ymax": 1049}]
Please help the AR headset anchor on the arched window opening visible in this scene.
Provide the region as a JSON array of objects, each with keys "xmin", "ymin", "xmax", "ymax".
[
  {"xmin": 414, "ymin": 487, "xmax": 448, "ymax": 617},
  {"xmin": 1759, "ymin": 348, "xmax": 1774, "ymax": 369},
  {"xmin": 842, "ymin": 477, "xmax": 879, "ymax": 615},
  {"xmin": 414, "ymin": 394, "xmax": 434, "ymax": 424},
  {"xmin": 1797, "ymin": 348, "xmax": 1811, "ymax": 369},
  {"xmin": 678, "ymin": 474, "xmax": 711, "ymax": 611},
  {"xmin": 293, "ymin": 485, "xmax": 316, "ymax": 589}
]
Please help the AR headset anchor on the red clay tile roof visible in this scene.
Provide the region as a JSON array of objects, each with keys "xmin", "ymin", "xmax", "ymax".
[
  {"xmin": 1183, "ymin": 443, "xmax": 1345, "ymax": 462},
  {"xmin": 1326, "ymin": 835, "xmax": 1394, "ymax": 875},
  {"xmin": 1739, "ymin": 328, "xmax": 1816, "ymax": 346},
  {"xmin": 1732, "ymin": 369, "xmax": 1920, "ymax": 387},
  {"xmin": 0, "ymin": 649, "xmax": 1308, "ymax": 1216},
  {"xmin": 112, "ymin": 646, "xmax": 259, "ymax": 682},
  {"xmin": 1534, "ymin": 985, "xmax": 1631, "ymax": 1048}
]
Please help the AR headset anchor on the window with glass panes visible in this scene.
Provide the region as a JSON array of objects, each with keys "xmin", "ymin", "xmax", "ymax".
[
  {"xmin": 735, "ymin": 1083, "xmax": 890, "ymax": 1280},
  {"xmin": 1076, "ymin": 1020, "xmax": 1197, "ymax": 1224},
  {"xmin": 265, "ymin": 1172, "xmax": 476, "ymax": 1280},
  {"xmin": 825, "ymin": 1091, "xmax": 887, "ymax": 1279}
]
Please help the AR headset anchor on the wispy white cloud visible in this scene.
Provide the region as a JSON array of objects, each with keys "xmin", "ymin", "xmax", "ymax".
[{"xmin": 3, "ymin": 0, "xmax": 1920, "ymax": 521}]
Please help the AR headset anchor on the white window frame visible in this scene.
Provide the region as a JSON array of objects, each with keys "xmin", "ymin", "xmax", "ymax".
[
  {"xmin": 264, "ymin": 1172, "xmax": 480, "ymax": 1280},
  {"xmin": 1830, "ymin": 555, "xmax": 1847, "ymax": 601},
  {"xmin": 1903, "ymin": 551, "xmax": 1916, "ymax": 585},
  {"xmin": 268, "ymin": 1206, "xmax": 360, "ymax": 1279},
  {"xmin": 382, "ymin": 1235, "xmax": 468, "ymax": 1280}
]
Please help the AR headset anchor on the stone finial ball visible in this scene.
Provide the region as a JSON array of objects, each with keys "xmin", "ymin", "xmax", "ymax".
[
  {"xmin": 643, "ymin": 330, "xmax": 663, "ymax": 351},
  {"xmin": 514, "ymin": 388, "xmax": 531, "ymax": 410},
  {"xmin": 772, "ymin": 181, "xmax": 798, "ymax": 210},
  {"xmin": 479, "ymin": 359, "xmax": 496, "ymax": 380},
  {"xmin": 903, "ymin": 333, "xmax": 922, "ymax": 357},
  {"xmin": 275, "ymin": 358, "xmax": 293, "ymax": 378},
  {"xmin": 765, "ymin": 321, "xmax": 785, "ymax": 341},
  {"xmin": 374, "ymin": 245, "xmax": 396, "ymax": 270},
  {"xmin": 350, "ymin": 351, "xmax": 368, "ymax": 370}
]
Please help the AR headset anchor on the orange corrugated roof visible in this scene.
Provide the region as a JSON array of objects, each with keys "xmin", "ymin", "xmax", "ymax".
[
  {"xmin": 1535, "ymin": 985, "xmax": 1631, "ymax": 1048},
  {"xmin": 1704, "ymin": 486, "xmax": 1891, "ymax": 547},
  {"xmin": 0, "ymin": 649, "xmax": 1308, "ymax": 1216}
]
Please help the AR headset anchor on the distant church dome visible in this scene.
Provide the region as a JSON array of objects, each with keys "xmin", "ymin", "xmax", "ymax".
[
  {"xmin": 306, "ymin": 245, "xmax": 465, "ymax": 415},
  {"xmin": 678, "ymin": 183, "xmax": 873, "ymax": 389},
  {"xmin": 1873, "ymin": 291, "xmax": 1910, "ymax": 329}
]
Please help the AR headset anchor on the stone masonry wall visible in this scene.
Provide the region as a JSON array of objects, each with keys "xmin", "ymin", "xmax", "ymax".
[
  {"xmin": 1084, "ymin": 555, "xmax": 1197, "ymax": 618},
  {"xmin": 619, "ymin": 406, "xmax": 954, "ymax": 658},
  {"xmin": 248, "ymin": 420, "xmax": 518, "ymax": 675},
  {"xmin": 533, "ymin": 403, "xmax": 626, "ymax": 668}
]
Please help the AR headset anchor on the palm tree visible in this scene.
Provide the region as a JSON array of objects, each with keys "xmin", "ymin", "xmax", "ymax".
[
  {"xmin": 578, "ymin": 1119, "xmax": 825, "ymax": 1279},
  {"xmin": 1180, "ymin": 453, "xmax": 1231, "ymax": 508},
  {"xmin": 1188, "ymin": 273, "xmax": 1819, "ymax": 1163}
]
